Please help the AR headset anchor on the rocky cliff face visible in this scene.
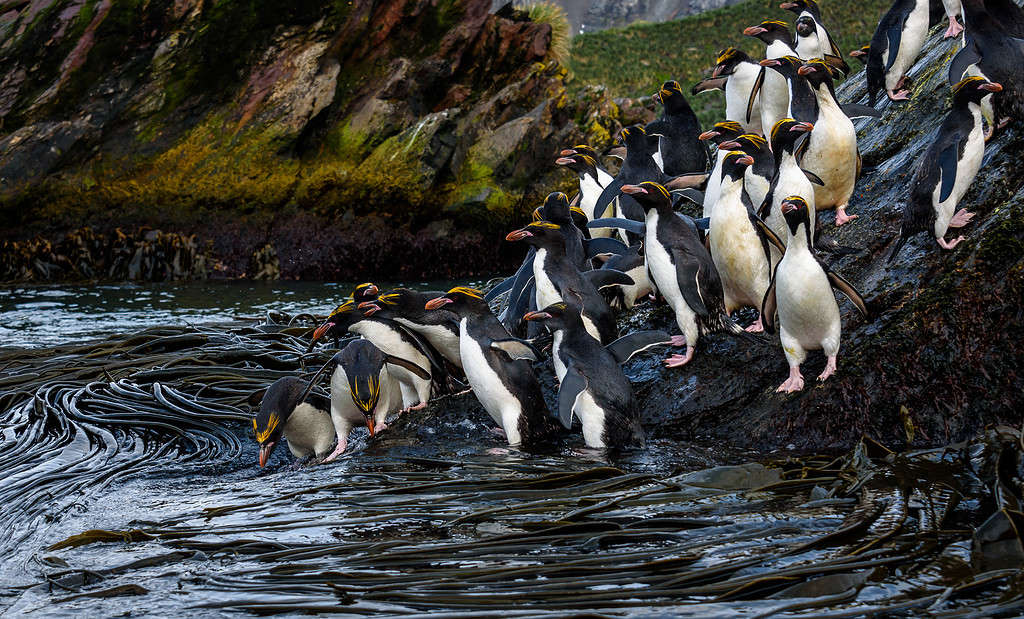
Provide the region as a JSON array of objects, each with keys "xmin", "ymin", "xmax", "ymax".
[
  {"xmin": 0, "ymin": 0, "xmax": 649, "ymax": 280},
  {"xmin": 500, "ymin": 0, "xmax": 743, "ymax": 34}
]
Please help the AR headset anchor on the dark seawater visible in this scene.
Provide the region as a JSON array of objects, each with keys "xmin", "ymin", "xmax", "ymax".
[{"xmin": 0, "ymin": 284, "xmax": 1020, "ymax": 617}]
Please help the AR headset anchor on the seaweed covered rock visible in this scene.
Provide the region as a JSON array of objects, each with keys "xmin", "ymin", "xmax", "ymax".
[{"xmin": 619, "ymin": 25, "xmax": 1024, "ymax": 451}]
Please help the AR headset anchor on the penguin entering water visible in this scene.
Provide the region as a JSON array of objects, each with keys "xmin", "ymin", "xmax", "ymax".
[
  {"xmin": 709, "ymin": 151, "xmax": 783, "ymax": 333},
  {"xmin": 701, "ymin": 47, "xmax": 764, "ymax": 136},
  {"xmin": 889, "ymin": 77, "xmax": 1002, "ymax": 261},
  {"xmin": 251, "ymin": 376, "xmax": 334, "ymax": 467},
  {"xmin": 744, "ymin": 20, "xmax": 797, "ymax": 136},
  {"xmin": 524, "ymin": 303, "xmax": 671, "ymax": 449},
  {"xmin": 425, "ymin": 287, "xmax": 559, "ymax": 448},
  {"xmin": 506, "ymin": 221, "xmax": 629, "ymax": 344},
  {"xmin": 867, "ymin": 0, "xmax": 932, "ymax": 105},
  {"xmin": 648, "ymin": 80, "xmax": 710, "ymax": 177},
  {"xmin": 623, "ymin": 181, "xmax": 754, "ymax": 366},
  {"xmin": 761, "ymin": 196, "xmax": 869, "ymax": 392},
  {"xmin": 301, "ymin": 339, "xmax": 424, "ymax": 460}
]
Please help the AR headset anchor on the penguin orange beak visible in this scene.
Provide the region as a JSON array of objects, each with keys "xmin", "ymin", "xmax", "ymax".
[
  {"xmin": 555, "ymin": 157, "xmax": 575, "ymax": 165},
  {"xmin": 718, "ymin": 140, "xmax": 741, "ymax": 150},
  {"xmin": 258, "ymin": 441, "xmax": 275, "ymax": 467},
  {"xmin": 505, "ymin": 229, "xmax": 533, "ymax": 242},
  {"xmin": 981, "ymin": 82, "xmax": 1003, "ymax": 92},
  {"xmin": 744, "ymin": 25, "xmax": 767, "ymax": 36},
  {"xmin": 621, "ymin": 184, "xmax": 647, "ymax": 195},
  {"xmin": 760, "ymin": 58, "xmax": 781, "ymax": 67},
  {"xmin": 792, "ymin": 121, "xmax": 814, "ymax": 133},
  {"xmin": 850, "ymin": 49, "xmax": 867, "ymax": 58},
  {"xmin": 523, "ymin": 311, "xmax": 551, "ymax": 322},
  {"xmin": 698, "ymin": 130, "xmax": 719, "ymax": 141},
  {"xmin": 736, "ymin": 155, "xmax": 755, "ymax": 166},
  {"xmin": 780, "ymin": 2, "xmax": 798, "ymax": 9},
  {"xmin": 312, "ymin": 321, "xmax": 334, "ymax": 341},
  {"xmin": 363, "ymin": 284, "xmax": 379, "ymax": 296},
  {"xmin": 360, "ymin": 302, "xmax": 381, "ymax": 316},
  {"xmin": 797, "ymin": 64, "xmax": 815, "ymax": 76},
  {"xmin": 781, "ymin": 200, "xmax": 801, "ymax": 214},
  {"xmin": 559, "ymin": 148, "xmax": 576, "ymax": 157},
  {"xmin": 425, "ymin": 297, "xmax": 454, "ymax": 310}
]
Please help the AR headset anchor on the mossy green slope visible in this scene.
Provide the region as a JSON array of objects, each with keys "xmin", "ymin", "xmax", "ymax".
[{"xmin": 569, "ymin": 0, "xmax": 893, "ymax": 127}]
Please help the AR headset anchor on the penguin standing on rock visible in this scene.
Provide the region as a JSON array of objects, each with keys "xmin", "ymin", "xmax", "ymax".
[
  {"xmin": 700, "ymin": 48, "xmax": 764, "ymax": 135},
  {"xmin": 867, "ymin": 0, "xmax": 932, "ymax": 105},
  {"xmin": 524, "ymin": 302, "xmax": 671, "ymax": 449},
  {"xmin": 889, "ymin": 77, "xmax": 1002, "ymax": 261},
  {"xmin": 621, "ymin": 182, "xmax": 752, "ymax": 366},
  {"xmin": 760, "ymin": 118, "xmax": 818, "ymax": 257},
  {"xmin": 251, "ymin": 377, "xmax": 334, "ymax": 467},
  {"xmin": 941, "ymin": 0, "xmax": 965, "ymax": 38},
  {"xmin": 762, "ymin": 196, "xmax": 869, "ymax": 393},
  {"xmin": 424, "ymin": 287, "xmax": 559, "ymax": 448},
  {"xmin": 648, "ymin": 80, "xmax": 710, "ymax": 176}
]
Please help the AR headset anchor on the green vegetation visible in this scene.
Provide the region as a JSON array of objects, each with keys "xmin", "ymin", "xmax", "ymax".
[
  {"xmin": 569, "ymin": 0, "xmax": 893, "ymax": 127},
  {"xmin": 524, "ymin": 2, "xmax": 572, "ymax": 66}
]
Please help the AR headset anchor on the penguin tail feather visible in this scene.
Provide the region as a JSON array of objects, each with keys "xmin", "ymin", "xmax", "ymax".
[
  {"xmin": 721, "ymin": 315, "xmax": 768, "ymax": 345},
  {"xmin": 887, "ymin": 231, "xmax": 909, "ymax": 264}
]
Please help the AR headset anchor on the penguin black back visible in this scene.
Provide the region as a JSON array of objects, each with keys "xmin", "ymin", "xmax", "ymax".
[{"xmin": 648, "ymin": 81, "xmax": 710, "ymax": 176}]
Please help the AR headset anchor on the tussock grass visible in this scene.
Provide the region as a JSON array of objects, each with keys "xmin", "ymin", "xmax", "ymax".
[{"xmin": 523, "ymin": 1, "xmax": 572, "ymax": 65}]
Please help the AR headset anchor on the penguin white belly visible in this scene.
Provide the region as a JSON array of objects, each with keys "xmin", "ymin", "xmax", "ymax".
[
  {"xmin": 744, "ymin": 171, "xmax": 770, "ymax": 213},
  {"xmin": 532, "ymin": 248, "xmax": 562, "ymax": 310},
  {"xmin": 703, "ymin": 151, "xmax": 727, "ymax": 218},
  {"xmin": 885, "ymin": 3, "xmax": 929, "ymax": 91},
  {"xmin": 728, "ymin": 64, "xmax": 763, "ymax": 135},
  {"xmin": 458, "ymin": 320, "xmax": 523, "ymax": 445},
  {"xmin": 552, "ymin": 330, "xmax": 566, "ymax": 383},
  {"xmin": 348, "ymin": 323, "xmax": 431, "ymax": 407},
  {"xmin": 710, "ymin": 189, "xmax": 771, "ymax": 312},
  {"xmin": 283, "ymin": 403, "xmax": 335, "ymax": 459},
  {"xmin": 802, "ymin": 104, "xmax": 858, "ymax": 209},
  {"xmin": 645, "ymin": 214, "xmax": 699, "ymax": 346},
  {"xmin": 775, "ymin": 251, "xmax": 841, "ymax": 356},
  {"xmin": 580, "ymin": 174, "xmax": 612, "ymax": 238},
  {"xmin": 621, "ymin": 264, "xmax": 652, "ymax": 308},
  {"xmin": 597, "ymin": 168, "xmax": 614, "ymax": 186},
  {"xmin": 761, "ymin": 70, "xmax": 791, "ymax": 139},
  {"xmin": 576, "ymin": 390, "xmax": 607, "ymax": 449},
  {"xmin": 932, "ymin": 110, "xmax": 984, "ymax": 240},
  {"xmin": 796, "ymin": 32, "xmax": 822, "ymax": 60}
]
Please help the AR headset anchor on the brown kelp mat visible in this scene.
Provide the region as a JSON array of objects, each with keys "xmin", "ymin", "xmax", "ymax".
[{"xmin": 1, "ymin": 318, "xmax": 1023, "ymax": 616}]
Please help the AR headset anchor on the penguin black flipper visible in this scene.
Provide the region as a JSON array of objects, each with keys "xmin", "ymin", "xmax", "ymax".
[
  {"xmin": 750, "ymin": 209, "xmax": 787, "ymax": 255},
  {"xmin": 747, "ymin": 67, "xmax": 766, "ymax": 124},
  {"xmin": 605, "ymin": 330, "xmax": 673, "ymax": 364},
  {"xmin": 484, "ymin": 272, "xmax": 518, "ymax": 302},
  {"xmin": 672, "ymin": 187, "xmax": 704, "ymax": 205},
  {"xmin": 558, "ymin": 362, "xmax": 588, "ymax": 429},
  {"xmin": 584, "ymin": 237, "xmax": 629, "ymax": 259},
  {"xmin": 937, "ymin": 142, "xmax": 962, "ymax": 204},
  {"xmin": 585, "ymin": 268, "xmax": 635, "ymax": 290},
  {"xmin": 588, "ymin": 217, "xmax": 646, "ymax": 236},
  {"xmin": 761, "ymin": 273, "xmax": 778, "ymax": 334},
  {"xmin": 841, "ymin": 103, "xmax": 883, "ymax": 119},
  {"xmin": 884, "ymin": 12, "xmax": 910, "ymax": 72},
  {"xmin": 503, "ymin": 277, "xmax": 536, "ymax": 336},
  {"xmin": 821, "ymin": 265, "xmax": 870, "ymax": 318},
  {"xmin": 669, "ymin": 251, "xmax": 711, "ymax": 318},
  {"xmin": 383, "ymin": 355, "xmax": 432, "ymax": 380},
  {"xmin": 948, "ymin": 42, "xmax": 982, "ymax": 88},
  {"xmin": 592, "ymin": 179, "xmax": 625, "ymax": 229},
  {"xmin": 803, "ymin": 168, "xmax": 826, "ymax": 186},
  {"xmin": 743, "ymin": 191, "xmax": 777, "ymax": 266},
  {"xmin": 689, "ymin": 216, "xmax": 711, "ymax": 231},
  {"xmin": 490, "ymin": 339, "xmax": 540, "ymax": 361},
  {"xmin": 396, "ymin": 324, "xmax": 447, "ymax": 379}
]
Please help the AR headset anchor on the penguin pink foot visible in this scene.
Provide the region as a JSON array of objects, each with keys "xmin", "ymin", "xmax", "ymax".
[
  {"xmin": 777, "ymin": 367, "xmax": 805, "ymax": 393},
  {"xmin": 817, "ymin": 356, "xmax": 837, "ymax": 382},
  {"xmin": 490, "ymin": 427, "xmax": 507, "ymax": 439},
  {"xmin": 948, "ymin": 209, "xmax": 974, "ymax": 228},
  {"xmin": 834, "ymin": 206, "xmax": 858, "ymax": 226},
  {"xmin": 887, "ymin": 88, "xmax": 910, "ymax": 101},
  {"xmin": 664, "ymin": 347, "xmax": 695, "ymax": 367},
  {"xmin": 321, "ymin": 437, "xmax": 348, "ymax": 463},
  {"xmin": 745, "ymin": 316, "xmax": 764, "ymax": 333},
  {"xmin": 944, "ymin": 15, "xmax": 964, "ymax": 38},
  {"xmin": 937, "ymin": 235, "xmax": 966, "ymax": 250},
  {"xmin": 669, "ymin": 335, "xmax": 687, "ymax": 347}
]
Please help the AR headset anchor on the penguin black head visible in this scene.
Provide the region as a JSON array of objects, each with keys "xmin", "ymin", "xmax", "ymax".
[
  {"xmin": 850, "ymin": 44, "xmax": 870, "ymax": 65},
  {"xmin": 653, "ymin": 80, "xmax": 692, "ymax": 115},
  {"xmin": 359, "ymin": 287, "xmax": 429, "ymax": 319},
  {"xmin": 720, "ymin": 151, "xmax": 754, "ymax": 181},
  {"xmin": 769, "ymin": 118, "xmax": 814, "ymax": 153},
  {"xmin": 312, "ymin": 300, "xmax": 361, "ymax": 344},
  {"xmin": 252, "ymin": 376, "xmax": 307, "ymax": 467},
  {"xmin": 618, "ymin": 125, "xmax": 659, "ymax": 156},
  {"xmin": 352, "ymin": 283, "xmax": 380, "ymax": 304},
  {"xmin": 759, "ymin": 55, "xmax": 804, "ymax": 77},
  {"xmin": 505, "ymin": 221, "xmax": 564, "ymax": 249},
  {"xmin": 533, "ymin": 192, "xmax": 585, "ymax": 226},
  {"xmin": 560, "ymin": 144, "xmax": 600, "ymax": 161},
  {"xmin": 781, "ymin": 195, "xmax": 813, "ymax": 238},
  {"xmin": 555, "ymin": 152, "xmax": 599, "ymax": 178},
  {"xmin": 797, "ymin": 58, "xmax": 841, "ymax": 86},
  {"xmin": 743, "ymin": 19, "xmax": 791, "ymax": 45},
  {"xmin": 424, "ymin": 286, "xmax": 488, "ymax": 315},
  {"xmin": 711, "ymin": 47, "xmax": 751, "ymax": 77},
  {"xmin": 523, "ymin": 301, "xmax": 584, "ymax": 333},
  {"xmin": 952, "ymin": 77, "xmax": 1003, "ymax": 106},
  {"xmin": 336, "ymin": 339, "xmax": 389, "ymax": 435},
  {"xmin": 698, "ymin": 120, "xmax": 743, "ymax": 146},
  {"xmin": 795, "ymin": 15, "xmax": 816, "ymax": 37},
  {"xmin": 718, "ymin": 133, "xmax": 770, "ymax": 160},
  {"xmin": 621, "ymin": 181, "xmax": 672, "ymax": 212}
]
